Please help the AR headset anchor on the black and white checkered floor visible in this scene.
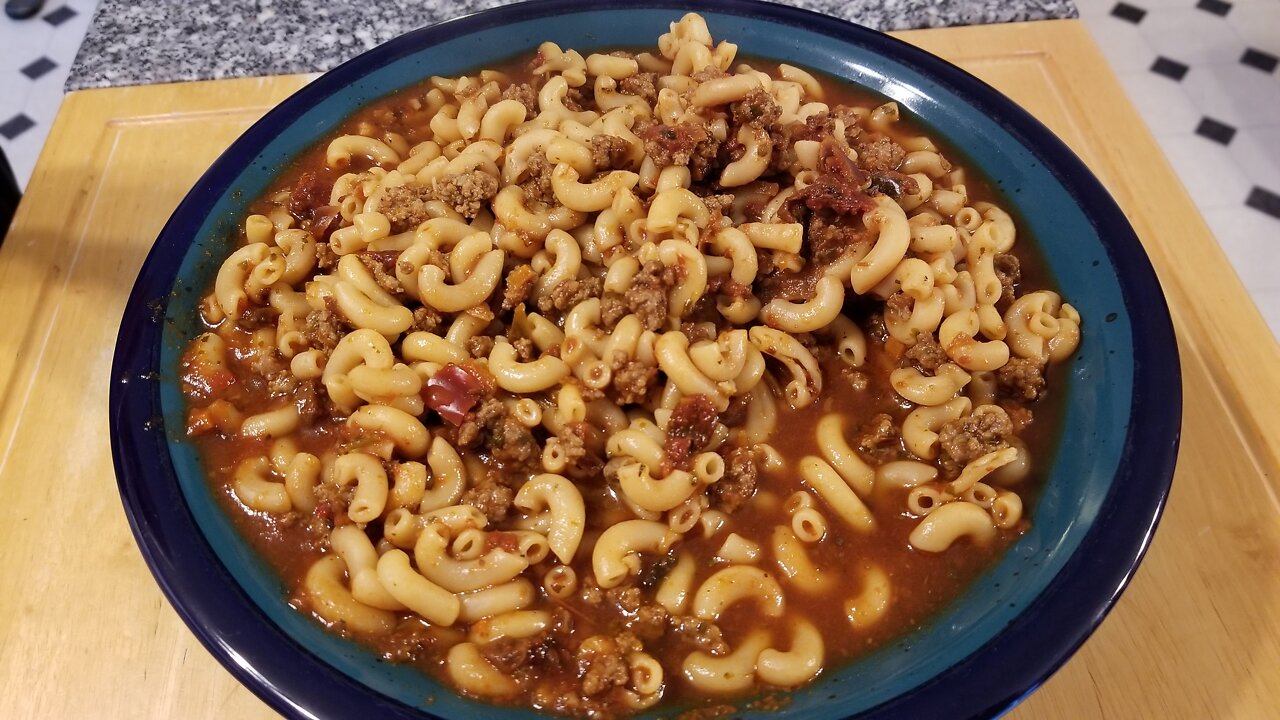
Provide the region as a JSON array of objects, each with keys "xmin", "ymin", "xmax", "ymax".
[
  {"xmin": 0, "ymin": 0, "xmax": 1277, "ymax": 333},
  {"xmin": 0, "ymin": 1, "xmax": 93, "ymax": 184},
  {"xmin": 1079, "ymin": 0, "xmax": 1280, "ymax": 334}
]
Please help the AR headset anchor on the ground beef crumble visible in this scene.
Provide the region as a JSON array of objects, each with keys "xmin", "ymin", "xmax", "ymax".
[
  {"xmin": 512, "ymin": 337, "xmax": 536, "ymax": 363},
  {"xmin": 411, "ymin": 306, "xmax": 442, "ymax": 333},
  {"xmin": 576, "ymin": 633, "xmax": 642, "ymax": 696},
  {"xmin": 729, "ymin": 88, "xmax": 781, "ymax": 128},
  {"xmin": 599, "ymin": 291, "xmax": 628, "ymax": 329},
  {"xmin": 303, "ymin": 305, "xmax": 348, "ymax": 354},
  {"xmin": 378, "ymin": 183, "xmax": 437, "ymax": 233},
  {"xmin": 590, "ymin": 134, "xmax": 634, "ymax": 170},
  {"xmin": 625, "ymin": 260, "xmax": 678, "ymax": 331},
  {"xmin": 459, "ymin": 473, "xmax": 515, "ymax": 523},
  {"xmin": 434, "ymin": 170, "xmax": 499, "ymax": 218},
  {"xmin": 668, "ymin": 615, "xmax": 729, "ymax": 655},
  {"xmin": 315, "ymin": 242, "xmax": 338, "ymax": 272},
  {"xmin": 938, "ymin": 408, "xmax": 1014, "ymax": 468},
  {"xmin": 884, "ymin": 292, "xmax": 913, "ymax": 330},
  {"xmin": 617, "ymin": 71, "xmax": 658, "ymax": 105},
  {"xmin": 466, "ymin": 335, "xmax": 495, "ymax": 359},
  {"xmin": 997, "ymin": 357, "xmax": 1046, "ymax": 402},
  {"xmin": 905, "ymin": 331, "xmax": 947, "ymax": 374},
  {"xmin": 520, "ymin": 151, "xmax": 557, "ymax": 206},
  {"xmin": 502, "ymin": 264, "xmax": 538, "ymax": 311},
  {"xmin": 637, "ymin": 121, "xmax": 709, "ymax": 169},
  {"xmin": 709, "ymin": 445, "xmax": 759, "ymax": 512},
  {"xmin": 994, "ymin": 253, "xmax": 1021, "ymax": 310},
  {"xmin": 537, "ymin": 276, "xmax": 603, "ymax": 314},
  {"xmin": 611, "ymin": 359, "xmax": 657, "ymax": 405},
  {"xmin": 500, "ymin": 82, "xmax": 539, "ymax": 115},
  {"xmin": 808, "ymin": 210, "xmax": 869, "ymax": 266},
  {"xmin": 856, "ymin": 137, "xmax": 907, "ymax": 173},
  {"xmin": 558, "ymin": 421, "xmax": 604, "ymax": 481},
  {"xmin": 605, "ymin": 586, "xmax": 643, "ymax": 614},
  {"xmin": 632, "ymin": 603, "xmax": 668, "ymax": 641},
  {"xmin": 356, "ymin": 252, "xmax": 403, "ymax": 295},
  {"xmin": 858, "ymin": 413, "xmax": 901, "ymax": 464},
  {"xmin": 456, "ymin": 398, "xmax": 540, "ymax": 469}
]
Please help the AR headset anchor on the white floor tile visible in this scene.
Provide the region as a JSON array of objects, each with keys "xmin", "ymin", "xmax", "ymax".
[
  {"xmin": 1139, "ymin": 7, "xmax": 1247, "ymax": 66},
  {"xmin": 25, "ymin": 72, "xmax": 67, "ymax": 126},
  {"xmin": 0, "ymin": 77, "xmax": 35, "ymax": 120},
  {"xmin": 1081, "ymin": 16, "xmax": 1157, "ymax": 75},
  {"xmin": 0, "ymin": 2, "xmax": 99, "ymax": 191},
  {"xmin": 1228, "ymin": 125, "xmax": 1280, "ymax": 194},
  {"xmin": 1073, "ymin": 0, "xmax": 1114, "ymax": 18},
  {"xmin": 1134, "ymin": 0, "xmax": 1210, "ymax": 7},
  {"xmin": 1200, "ymin": 205, "xmax": 1280, "ymax": 294},
  {"xmin": 0, "ymin": 30, "xmax": 54, "ymax": 76},
  {"xmin": 1075, "ymin": 0, "xmax": 1195, "ymax": 18},
  {"xmin": 1250, "ymin": 287, "xmax": 1280, "ymax": 341},
  {"xmin": 46, "ymin": 8, "xmax": 97, "ymax": 60},
  {"xmin": 1115, "ymin": 70, "xmax": 1204, "ymax": 136},
  {"xmin": 1182, "ymin": 62, "xmax": 1280, "ymax": 130},
  {"xmin": 1227, "ymin": 1, "xmax": 1280, "ymax": 58},
  {"xmin": 1156, "ymin": 133, "xmax": 1253, "ymax": 208}
]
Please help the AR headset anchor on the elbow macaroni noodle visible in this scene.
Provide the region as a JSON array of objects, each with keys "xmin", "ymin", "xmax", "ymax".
[{"xmin": 180, "ymin": 13, "xmax": 1082, "ymax": 716}]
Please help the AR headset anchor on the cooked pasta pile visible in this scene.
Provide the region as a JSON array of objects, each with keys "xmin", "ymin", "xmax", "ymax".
[{"xmin": 180, "ymin": 13, "xmax": 1081, "ymax": 716}]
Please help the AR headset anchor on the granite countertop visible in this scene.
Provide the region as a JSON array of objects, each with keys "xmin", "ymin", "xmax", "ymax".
[{"xmin": 67, "ymin": 0, "xmax": 1077, "ymax": 91}]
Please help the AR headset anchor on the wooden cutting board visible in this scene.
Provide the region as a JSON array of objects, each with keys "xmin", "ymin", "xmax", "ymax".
[{"xmin": 1, "ymin": 19, "xmax": 1276, "ymax": 720}]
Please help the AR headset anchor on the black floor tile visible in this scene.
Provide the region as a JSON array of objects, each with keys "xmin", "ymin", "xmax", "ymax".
[
  {"xmin": 42, "ymin": 5, "xmax": 76, "ymax": 26},
  {"xmin": 1111, "ymin": 2, "xmax": 1146, "ymax": 23},
  {"xmin": 1151, "ymin": 56, "xmax": 1189, "ymax": 81},
  {"xmin": 1246, "ymin": 187, "xmax": 1280, "ymax": 220},
  {"xmin": 1196, "ymin": 0, "xmax": 1232, "ymax": 16},
  {"xmin": 1241, "ymin": 48, "xmax": 1279, "ymax": 74},
  {"xmin": 20, "ymin": 57, "xmax": 57, "ymax": 81},
  {"xmin": 1196, "ymin": 117, "xmax": 1237, "ymax": 145},
  {"xmin": 0, "ymin": 114, "xmax": 36, "ymax": 141}
]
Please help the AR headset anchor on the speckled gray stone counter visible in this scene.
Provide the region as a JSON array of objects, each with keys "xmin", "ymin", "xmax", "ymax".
[{"xmin": 66, "ymin": 0, "xmax": 1076, "ymax": 91}]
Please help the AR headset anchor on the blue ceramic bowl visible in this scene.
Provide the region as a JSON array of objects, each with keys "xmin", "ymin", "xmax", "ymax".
[{"xmin": 110, "ymin": 1, "xmax": 1181, "ymax": 718}]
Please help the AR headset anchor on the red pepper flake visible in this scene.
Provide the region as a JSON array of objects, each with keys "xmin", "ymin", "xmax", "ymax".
[{"xmin": 424, "ymin": 363, "xmax": 492, "ymax": 425}]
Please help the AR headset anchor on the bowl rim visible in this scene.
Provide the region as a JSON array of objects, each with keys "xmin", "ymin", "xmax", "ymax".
[{"xmin": 109, "ymin": 0, "xmax": 1182, "ymax": 718}]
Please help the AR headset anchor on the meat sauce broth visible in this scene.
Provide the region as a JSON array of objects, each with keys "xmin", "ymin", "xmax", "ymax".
[{"xmin": 179, "ymin": 14, "xmax": 1080, "ymax": 718}]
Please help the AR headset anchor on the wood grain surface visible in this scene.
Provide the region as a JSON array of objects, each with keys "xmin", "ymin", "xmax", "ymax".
[{"xmin": 1, "ymin": 20, "xmax": 1276, "ymax": 720}]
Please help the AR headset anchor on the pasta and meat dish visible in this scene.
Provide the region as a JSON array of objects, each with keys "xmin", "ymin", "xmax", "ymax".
[{"xmin": 179, "ymin": 13, "xmax": 1081, "ymax": 717}]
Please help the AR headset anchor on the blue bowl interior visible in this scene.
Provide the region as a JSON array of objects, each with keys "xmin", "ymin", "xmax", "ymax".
[{"xmin": 113, "ymin": 3, "xmax": 1174, "ymax": 719}]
